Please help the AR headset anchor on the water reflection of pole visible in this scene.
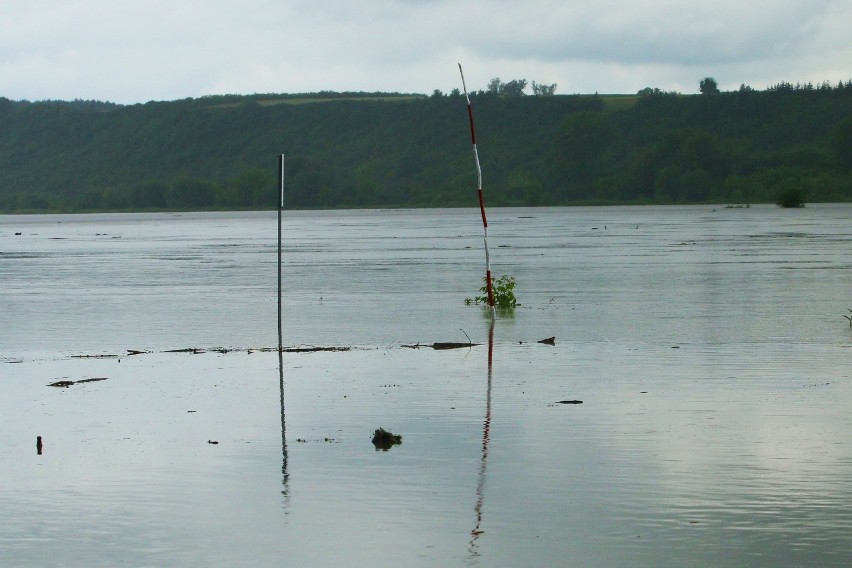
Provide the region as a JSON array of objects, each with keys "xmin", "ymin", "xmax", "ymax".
[
  {"xmin": 279, "ymin": 347, "xmax": 290, "ymax": 500},
  {"xmin": 469, "ymin": 316, "xmax": 495, "ymax": 561},
  {"xmin": 277, "ymin": 154, "xmax": 290, "ymax": 500}
]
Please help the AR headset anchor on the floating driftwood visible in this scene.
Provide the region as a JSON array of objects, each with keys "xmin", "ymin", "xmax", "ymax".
[
  {"xmin": 253, "ymin": 345, "xmax": 353, "ymax": 353},
  {"xmin": 65, "ymin": 337, "xmax": 557, "ymax": 359},
  {"xmin": 432, "ymin": 342, "xmax": 479, "ymax": 350},
  {"xmin": 555, "ymin": 400, "xmax": 583, "ymax": 405},
  {"xmin": 372, "ymin": 427, "xmax": 402, "ymax": 451},
  {"xmin": 282, "ymin": 346, "xmax": 351, "ymax": 353},
  {"xmin": 67, "ymin": 346, "xmax": 355, "ymax": 359},
  {"xmin": 48, "ymin": 377, "xmax": 108, "ymax": 388},
  {"xmin": 166, "ymin": 347, "xmax": 237, "ymax": 354},
  {"xmin": 400, "ymin": 342, "xmax": 479, "ymax": 350},
  {"xmin": 405, "ymin": 336, "xmax": 557, "ymax": 349}
]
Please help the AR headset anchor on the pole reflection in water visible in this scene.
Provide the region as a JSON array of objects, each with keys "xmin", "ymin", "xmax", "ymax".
[
  {"xmin": 277, "ymin": 154, "xmax": 290, "ymax": 505},
  {"xmin": 279, "ymin": 348, "xmax": 290, "ymax": 504},
  {"xmin": 468, "ymin": 316, "xmax": 495, "ymax": 562}
]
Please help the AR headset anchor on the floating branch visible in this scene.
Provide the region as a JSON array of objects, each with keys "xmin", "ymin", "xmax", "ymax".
[
  {"xmin": 64, "ymin": 337, "xmax": 554, "ymax": 360},
  {"xmin": 432, "ymin": 342, "xmax": 480, "ymax": 350},
  {"xmin": 47, "ymin": 377, "xmax": 108, "ymax": 388},
  {"xmin": 280, "ymin": 346, "xmax": 352, "ymax": 353}
]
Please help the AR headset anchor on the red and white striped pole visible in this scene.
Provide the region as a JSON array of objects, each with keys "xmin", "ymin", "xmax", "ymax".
[{"xmin": 458, "ymin": 63, "xmax": 495, "ymax": 312}]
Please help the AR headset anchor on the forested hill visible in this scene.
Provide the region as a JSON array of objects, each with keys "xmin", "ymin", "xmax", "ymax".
[{"xmin": 1, "ymin": 84, "xmax": 851, "ymax": 213}]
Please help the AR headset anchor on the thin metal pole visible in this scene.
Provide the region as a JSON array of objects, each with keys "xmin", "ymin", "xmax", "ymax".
[
  {"xmin": 277, "ymin": 154, "xmax": 284, "ymax": 352},
  {"xmin": 276, "ymin": 154, "xmax": 289, "ymax": 501},
  {"xmin": 458, "ymin": 64, "xmax": 495, "ymax": 314}
]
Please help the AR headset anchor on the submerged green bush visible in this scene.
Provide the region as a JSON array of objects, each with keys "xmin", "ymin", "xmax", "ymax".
[
  {"xmin": 465, "ymin": 275, "xmax": 518, "ymax": 308},
  {"xmin": 776, "ymin": 188, "xmax": 805, "ymax": 208}
]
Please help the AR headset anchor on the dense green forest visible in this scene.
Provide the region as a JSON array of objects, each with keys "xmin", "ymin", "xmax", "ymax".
[{"xmin": 1, "ymin": 81, "xmax": 851, "ymax": 213}]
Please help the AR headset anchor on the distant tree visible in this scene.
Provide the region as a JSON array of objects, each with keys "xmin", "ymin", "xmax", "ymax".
[
  {"xmin": 500, "ymin": 79, "xmax": 528, "ymax": 97},
  {"xmin": 553, "ymin": 110, "xmax": 613, "ymax": 191},
  {"xmin": 18, "ymin": 193, "xmax": 50, "ymax": 210},
  {"xmin": 776, "ymin": 188, "xmax": 805, "ymax": 208},
  {"xmin": 129, "ymin": 181, "xmax": 168, "ymax": 209},
  {"xmin": 830, "ymin": 117, "xmax": 852, "ymax": 173},
  {"xmin": 485, "ymin": 77, "xmax": 527, "ymax": 97},
  {"xmin": 699, "ymin": 77, "xmax": 720, "ymax": 94},
  {"xmin": 637, "ymin": 87, "xmax": 678, "ymax": 97},
  {"xmin": 531, "ymin": 81, "xmax": 557, "ymax": 96},
  {"xmin": 169, "ymin": 178, "xmax": 215, "ymax": 208}
]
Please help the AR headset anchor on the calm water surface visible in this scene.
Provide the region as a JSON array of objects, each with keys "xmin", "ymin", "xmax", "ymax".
[{"xmin": 1, "ymin": 205, "xmax": 851, "ymax": 566}]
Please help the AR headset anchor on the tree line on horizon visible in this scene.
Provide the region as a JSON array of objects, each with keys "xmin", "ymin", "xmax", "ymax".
[{"xmin": 0, "ymin": 79, "xmax": 850, "ymax": 213}]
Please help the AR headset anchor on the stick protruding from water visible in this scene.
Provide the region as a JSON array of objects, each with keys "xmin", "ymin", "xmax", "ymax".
[
  {"xmin": 458, "ymin": 63, "xmax": 495, "ymax": 312},
  {"xmin": 277, "ymin": 154, "xmax": 285, "ymax": 352}
]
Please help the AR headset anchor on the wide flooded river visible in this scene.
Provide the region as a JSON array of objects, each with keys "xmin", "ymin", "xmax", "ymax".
[{"xmin": 1, "ymin": 205, "xmax": 850, "ymax": 566}]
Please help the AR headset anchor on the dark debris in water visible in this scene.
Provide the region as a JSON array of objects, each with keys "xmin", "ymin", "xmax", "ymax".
[
  {"xmin": 432, "ymin": 342, "xmax": 479, "ymax": 350},
  {"xmin": 64, "ymin": 337, "xmax": 557, "ymax": 360},
  {"xmin": 280, "ymin": 346, "xmax": 352, "ymax": 353},
  {"xmin": 401, "ymin": 342, "xmax": 479, "ymax": 350},
  {"xmin": 48, "ymin": 377, "xmax": 109, "ymax": 388},
  {"xmin": 372, "ymin": 427, "xmax": 402, "ymax": 451},
  {"xmin": 67, "ymin": 345, "xmax": 356, "ymax": 359}
]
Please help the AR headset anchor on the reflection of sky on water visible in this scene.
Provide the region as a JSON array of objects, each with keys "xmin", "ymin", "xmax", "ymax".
[
  {"xmin": 3, "ymin": 340, "xmax": 851, "ymax": 565},
  {"xmin": 1, "ymin": 206, "xmax": 851, "ymax": 566}
]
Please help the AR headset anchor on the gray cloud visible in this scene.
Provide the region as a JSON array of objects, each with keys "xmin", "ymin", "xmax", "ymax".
[{"xmin": 0, "ymin": 0, "xmax": 849, "ymax": 103}]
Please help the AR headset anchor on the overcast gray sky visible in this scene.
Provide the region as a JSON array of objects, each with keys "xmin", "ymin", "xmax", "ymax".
[{"xmin": 1, "ymin": 0, "xmax": 850, "ymax": 104}]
